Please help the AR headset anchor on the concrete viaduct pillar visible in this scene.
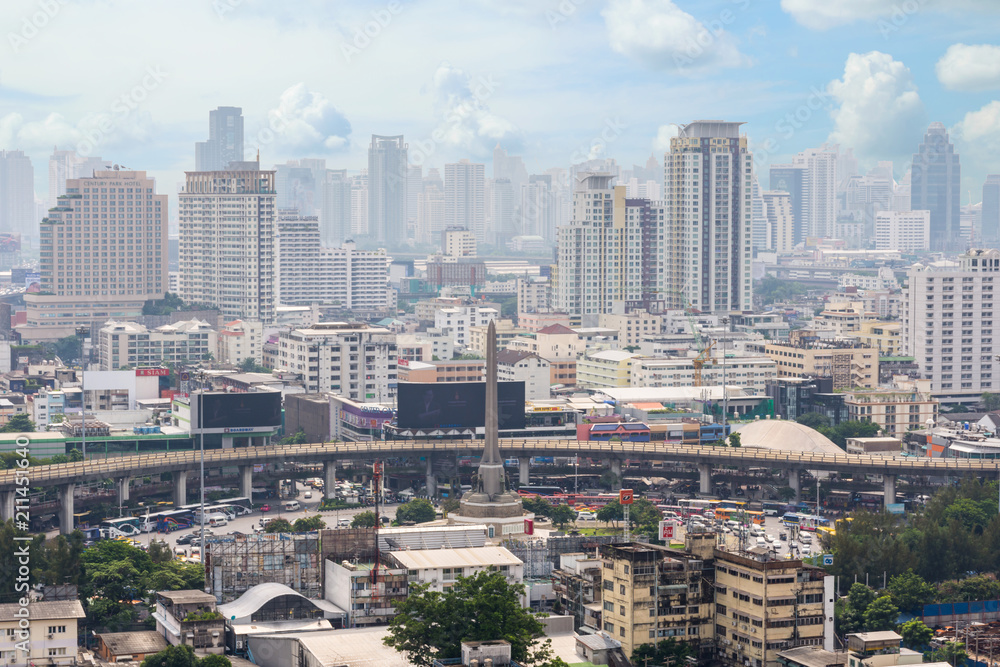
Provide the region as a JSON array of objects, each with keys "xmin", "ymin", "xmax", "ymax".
[
  {"xmin": 788, "ymin": 469, "xmax": 801, "ymax": 504},
  {"xmin": 610, "ymin": 458, "xmax": 622, "ymax": 483},
  {"xmin": 698, "ymin": 463, "xmax": 712, "ymax": 496},
  {"xmin": 239, "ymin": 465, "xmax": 253, "ymax": 503},
  {"xmin": 518, "ymin": 457, "xmax": 530, "ymax": 486},
  {"xmin": 883, "ymin": 474, "xmax": 897, "ymax": 507},
  {"xmin": 58, "ymin": 483, "xmax": 75, "ymax": 535},
  {"xmin": 0, "ymin": 491, "xmax": 14, "ymax": 522},
  {"xmin": 173, "ymin": 471, "xmax": 188, "ymax": 507},
  {"xmin": 425, "ymin": 456, "xmax": 437, "ymax": 498},
  {"xmin": 117, "ymin": 476, "xmax": 130, "ymax": 504},
  {"xmin": 324, "ymin": 460, "xmax": 337, "ymax": 500}
]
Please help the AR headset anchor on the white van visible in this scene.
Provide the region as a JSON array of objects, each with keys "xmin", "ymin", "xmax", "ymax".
[
  {"xmin": 800, "ymin": 532, "xmax": 813, "ymax": 544},
  {"xmin": 755, "ymin": 537, "xmax": 767, "ymax": 549},
  {"xmin": 283, "ymin": 500, "xmax": 301, "ymax": 511},
  {"xmin": 207, "ymin": 513, "xmax": 228, "ymax": 528}
]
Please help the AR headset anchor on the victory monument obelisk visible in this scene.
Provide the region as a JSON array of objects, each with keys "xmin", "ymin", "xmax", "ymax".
[{"xmin": 452, "ymin": 320, "xmax": 531, "ymax": 537}]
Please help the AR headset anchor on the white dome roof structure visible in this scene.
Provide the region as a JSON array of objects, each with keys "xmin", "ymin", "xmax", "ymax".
[{"xmin": 733, "ymin": 420, "xmax": 842, "ymax": 455}]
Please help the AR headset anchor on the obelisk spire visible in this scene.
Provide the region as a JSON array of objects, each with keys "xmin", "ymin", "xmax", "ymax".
[{"xmin": 479, "ymin": 319, "xmax": 505, "ymax": 497}]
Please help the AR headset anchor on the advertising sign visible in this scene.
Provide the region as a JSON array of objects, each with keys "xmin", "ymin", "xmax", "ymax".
[
  {"xmin": 200, "ymin": 392, "xmax": 282, "ymax": 429},
  {"xmin": 659, "ymin": 521, "xmax": 675, "ymax": 541},
  {"xmin": 136, "ymin": 368, "xmax": 170, "ymax": 377},
  {"xmin": 619, "ymin": 489, "xmax": 634, "ymax": 505},
  {"xmin": 397, "ymin": 382, "xmax": 525, "ymax": 430}
]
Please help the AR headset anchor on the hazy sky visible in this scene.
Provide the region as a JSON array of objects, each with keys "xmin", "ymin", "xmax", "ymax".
[{"xmin": 2, "ymin": 0, "xmax": 1000, "ymax": 200}]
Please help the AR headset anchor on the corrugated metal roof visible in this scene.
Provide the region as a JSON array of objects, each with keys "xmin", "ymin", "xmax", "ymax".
[
  {"xmin": 98, "ymin": 631, "xmax": 168, "ymax": 656},
  {"xmin": 0, "ymin": 600, "xmax": 85, "ymax": 621},
  {"xmin": 218, "ymin": 583, "xmax": 343, "ymax": 621},
  {"xmin": 389, "ymin": 546, "xmax": 522, "ymax": 570}
]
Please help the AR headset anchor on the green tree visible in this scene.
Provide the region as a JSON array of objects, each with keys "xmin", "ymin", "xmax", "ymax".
[
  {"xmin": 822, "ymin": 420, "xmax": 882, "ymax": 449},
  {"xmin": 521, "ymin": 496, "xmax": 552, "ymax": 518},
  {"xmin": 264, "ymin": 518, "xmax": 293, "ymax": 533},
  {"xmin": 396, "ymin": 498, "xmax": 437, "ymax": 524},
  {"xmin": 888, "ymin": 570, "xmax": 936, "ymax": 613},
  {"xmin": 384, "ymin": 570, "xmax": 552, "ymax": 666},
  {"xmin": 141, "ymin": 644, "xmax": 199, "ymax": 667},
  {"xmin": 900, "ymin": 618, "xmax": 934, "ymax": 649},
  {"xmin": 1, "ymin": 414, "xmax": 35, "ymax": 433},
  {"xmin": 727, "ymin": 432, "xmax": 742, "ymax": 448},
  {"xmin": 796, "ymin": 412, "xmax": 831, "ymax": 430},
  {"xmin": 279, "ymin": 428, "xmax": 308, "ymax": 445},
  {"xmin": 596, "ymin": 501, "xmax": 624, "ymax": 528},
  {"xmin": 351, "ymin": 511, "xmax": 377, "ymax": 528},
  {"xmin": 238, "ymin": 358, "xmax": 270, "ymax": 373},
  {"xmin": 863, "ymin": 595, "xmax": 900, "ymax": 632},
  {"xmin": 147, "ymin": 540, "xmax": 173, "ymax": 565},
  {"xmin": 777, "ymin": 486, "xmax": 796, "ymax": 502},
  {"xmin": 292, "ymin": 516, "xmax": 326, "ymax": 532},
  {"xmin": 631, "ymin": 638, "xmax": 696, "ymax": 667},
  {"xmin": 848, "ymin": 582, "xmax": 877, "ymax": 612},
  {"xmin": 197, "ymin": 656, "xmax": 232, "ymax": 667},
  {"xmin": 548, "ymin": 503, "xmax": 576, "ymax": 529},
  {"xmin": 983, "ymin": 392, "xmax": 1000, "ymax": 412},
  {"xmin": 931, "ymin": 641, "xmax": 968, "ymax": 667}
]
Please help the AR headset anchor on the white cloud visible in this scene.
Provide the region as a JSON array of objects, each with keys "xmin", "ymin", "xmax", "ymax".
[
  {"xmin": 413, "ymin": 63, "xmax": 518, "ymax": 161},
  {"xmin": 951, "ymin": 101, "xmax": 1000, "ymax": 190},
  {"xmin": 781, "ymin": 0, "xmax": 999, "ymax": 29},
  {"xmin": 826, "ymin": 51, "xmax": 925, "ymax": 164},
  {"xmin": 258, "ymin": 83, "xmax": 351, "ymax": 154},
  {"xmin": 653, "ymin": 124, "xmax": 679, "ymax": 153},
  {"xmin": 936, "ymin": 44, "xmax": 1000, "ymax": 91},
  {"xmin": 0, "ymin": 109, "xmax": 155, "ymax": 158},
  {"xmin": 602, "ymin": 0, "xmax": 746, "ymax": 74}
]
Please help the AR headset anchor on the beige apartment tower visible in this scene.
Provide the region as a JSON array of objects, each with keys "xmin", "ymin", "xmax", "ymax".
[{"xmin": 22, "ymin": 170, "xmax": 168, "ymax": 341}]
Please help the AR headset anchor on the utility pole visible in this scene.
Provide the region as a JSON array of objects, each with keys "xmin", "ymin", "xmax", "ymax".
[
  {"xmin": 76, "ymin": 326, "xmax": 89, "ymax": 459},
  {"xmin": 198, "ymin": 369, "xmax": 206, "ymax": 567},
  {"xmin": 721, "ymin": 316, "xmax": 729, "ymax": 429}
]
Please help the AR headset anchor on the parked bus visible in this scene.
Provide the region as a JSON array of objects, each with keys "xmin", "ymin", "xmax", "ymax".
[
  {"xmin": 153, "ymin": 510, "xmax": 193, "ymax": 533},
  {"xmin": 762, "ymin": 502, "xmax": 784, "ymax": 517},
  {"xmin": 100, "ymin": 517, "xmax": 142, "ymax": 538},
  {"xmin": 517, "ymin": 485, "xmax": 564, "ymax": 497},
  {"xmin": 678, "ymin": 499, "xmax": 716, "ymax": 516},
  {"xmin": 781, "ymin": 512, "xmax": 802, "ymax": 528}
]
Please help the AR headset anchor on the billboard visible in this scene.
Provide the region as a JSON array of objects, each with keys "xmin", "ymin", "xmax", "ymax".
[
  {"xmin": 397, "ymin": 382, "xmax": 525, "ymax": 430},
  {"xmin": 199, "ymin": 392, "xmax": 282, "ymax": 430}
]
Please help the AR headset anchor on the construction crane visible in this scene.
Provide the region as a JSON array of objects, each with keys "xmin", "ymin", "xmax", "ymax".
[{"xmin": 692, "ymin": 339, "xmax": 714, "ymax": 388}]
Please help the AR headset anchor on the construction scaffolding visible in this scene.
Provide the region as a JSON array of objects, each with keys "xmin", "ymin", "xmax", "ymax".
[
  {"xmin": 502, "ymin": 534, "xmax": 624, "ymax": 578},
  {"xmin": 205, "ymin": 532, "xmax": 323, "ymax": 603}
]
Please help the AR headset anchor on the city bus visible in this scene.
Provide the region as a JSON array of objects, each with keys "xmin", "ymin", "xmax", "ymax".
[
  {"xmin": 152, "ymin": 510, "xmax": 193, "ymax": 533},
  {"xmin": 517, "ymin": 486, "xmax": 564, "ymax": 497},
  {"xmin": 216, "ymin": 497, "xmax": 254, "ymax": 514},
  {"xmin": 762, "ymin": 501, "xmax": 784, "ymax": 517},
  {"xmin": 100, "ymin": 517, "xmax": 142, "ymax": 538},
  {"xmin": 781, "ymin": 512, "xmax": 802, "ymax": 528},
  {"xmin": 678, "ymin": 499, "xmax": 716, "ymax": 516},
  {"xmin": 716, "ymin": 500, "xmax": 747, "ymax": 511}
]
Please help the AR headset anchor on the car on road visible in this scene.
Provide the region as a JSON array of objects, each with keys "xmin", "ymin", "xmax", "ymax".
[
  {"xmin": 304, "ymin": 491, "xmax": 312, "ymax": 499},
  {"xmin": 260, "ymin": 504, "xmax": 271, "ymax": 512}
]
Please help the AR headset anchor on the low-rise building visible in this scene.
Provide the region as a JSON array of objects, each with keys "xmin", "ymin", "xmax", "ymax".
[
  {"xmin": 396, "ymin": 358, "xmax": 484, "ymax": 383},
  {"xmin": 845, "ymin": 437, "xmax": 902, "ymax": 455},
  {"xmin": 497, "ymin": 349, "xmax": 550, "ymax": 401},
  {"xmin": 97, "ymin": 631, "xmax": 169, "ymax": 663},
  {"xmin": 98, "ymin": 319, "xmax": 217, "ymax": 371},
  {"xmin": 323, "ymin": 558, "xmax": 408, "ymax": 628},
  {"xmin": 387, "ymin": 546, "xmax": 523, "ymax": 592},
  {"xmin": 517, "ymin": 277, "xmax": 550, "ymax": 314},
  {"xmin": 0, "ymin": 600, "xmax": 85, "ymax": 666},
  {"xmin": 598, "ymin": 311, "xmax": 663, "ymax": 347},
  {"xmin": 435, "ymin": 305, "xmax": 499, "ymax": 347},
  {"xmin": 844, "ymin": 386, "xmax": 938, "ymax": 437},
  {"xmin": 216, "ymin": 319, "xmax": 264, "ymax": 366},
  {"xmin": 762, "ymin": 337, "xmax": 879, "ymax": 390},
  {"xmin": 631, "ymin": 356, "xmax": 777, "ymax": 393},
  {"xmin": 576, "ymin": 350, "xmax": 639, "ymax": 389},
  {"xmin": 468, "ymin": 319, "xmax": 528, "ymax": 356},
  {"xmin": 552, "ymin": 553, "xmax": 603, "ymax": 632},
  {"xmin": 153, "ymin": 590, "xmax": 226, "ymax": 655},
  {"xmin": 396, "ymin": 330, "xmax": 455, "ymax": 363},
  {"xmin": 854, "ymin": 321, "xmax": 901, "ymax": 357}
]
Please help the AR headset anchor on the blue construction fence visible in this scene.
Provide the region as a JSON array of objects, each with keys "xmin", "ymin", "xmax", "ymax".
[{"xmin": 923, "ymin": 600, "xmax": 1000, "ymax": 627}]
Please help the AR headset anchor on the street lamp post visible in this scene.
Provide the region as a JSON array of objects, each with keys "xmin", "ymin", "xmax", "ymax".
[
  {"xmin": 76, "ymin": 327, "xmax": 88, "ymax": 459},
  {"xmin": 721, "ymin": 317, "xmax": 729, "ymax": 428},
  {"xmin": 197, "ymin": 370, "xmax": 206, "ymax": 566}
]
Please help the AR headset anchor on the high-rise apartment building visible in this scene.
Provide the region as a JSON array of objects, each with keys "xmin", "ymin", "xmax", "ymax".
[
  {"xmin": 982, "ymin": 175, "xmax": 1000, "ymax": 243},
  {"xmin": 276, "ymin": 322, "xmax": 397, "ymax": 400},
  {"xmin": 367, "ymin": 135, "xmax": 407, "ymax": 244},
  {"xmin": 911, "ymin": 123, "xmax": 961, "ymax": 252},
  {"xmin": 97, "ymin": 319, "xmax": 216, "ymax": 370},
  {"xmin": 493, "ymin": 143, "xmax": 528, "ymax": 188},
  {"xmin": 768, "ymin": 164, "xmax": 806, "ymax": 245},
  {"xmin": 0, "ymin": 150, "xmax": 36, "ymax": 244},
  {"xmin": 519, "ymin": 174, "xmax": 563, "ymax": 243},
  {"xmin": 769, "ymin": 148, "xmax": 837, "ymax": 243},
  {"xmin": 902, "ymin": 248, "xmax": 1000, "ymax": 404},
  {"xmin": 195, "ymin": 106, "xmax": 244, "ymax": 171},
  {"xmin": 178, "ymin": 164, "xmax": 276, "ymax": 323},
  {"xmin": 322, "ymin": 169, "xmax": 352, "ymax": 247},
  {"xmin": 350, "ymin": 171, "xmax": 368, "ymax": 236},
  {"xmin": 665, "ymin": 120, "xmax": 753, "ymax": 313},
  {"xmin": 48, "ymin": 150, "xmax": 107, "ymax": 207},
  {"xmin": 275, "ymin": 158, "xmax": 325, "ymax": 218},
  {"xmin": 444, "ymin": 160, "xmax": 486, "ymax": 243},
  {"xmin": 443, "ymin": 226, "xmax": 477, "ymax": 258},
  {"xmin": 492, "ymin": 178, "xmax": 517, "ymax": 246},
  {"xmin": 320, "ymin": 242, "xmax": 391, "ymax": 312},
  {"xmin": 21, "ymin": 170, "xmax": 167, "ymax": 341},
  {"xmin": 407, "ymin": 165, "xmax": 422, "ymax": 236},
  {"xmin": 274, "ymin": 212, "xmax": 323, "ymax": 305},
  {"xmin": 874, "ymin": 210, "xmax": 930, "ymax": 252},
  {"xmin": 751, "ymin": 177, "xmax": 767, "ymax": 251},
  {"xmin": 555, "ymin": 174, "xmax": 667, "ymax": 321},
  {"xmin": 761, "ymin": 191, "xmax": 794, "ymax": 252}
]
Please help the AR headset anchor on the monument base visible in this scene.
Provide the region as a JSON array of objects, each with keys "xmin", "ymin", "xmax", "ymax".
[{"xmin": 450, "ymin": 511, "xmax": 535, "ymax": 539}]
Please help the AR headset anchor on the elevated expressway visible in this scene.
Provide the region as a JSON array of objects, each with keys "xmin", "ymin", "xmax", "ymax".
[{"xmin": 3, "ymin": 440, "xmax": 994, "ymax": 533}]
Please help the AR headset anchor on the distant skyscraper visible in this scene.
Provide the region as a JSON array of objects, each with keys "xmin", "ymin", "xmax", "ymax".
[
  {"xmin": 445, "ymin": 160, "xmax": 486, "ymax": 243},
  {"xmin": 0, "ymin": 150, "xmax": 35, "ymax": 244},
  {"xmin": 519, "ymin": 175, "xmax": 560, "ymax": 242},
  {"xmin": 911, "ymin": 122, "xmax": 961, "ymax": 252},
  {"xmin": 982, "ymin": 175, "xmax": 1000, "ymax": 242},
  {"xmin": 750, "ymin": 177, "xmax": 767, "ymax": 251},
  {"xmin": 417, "ymin": 169, "xmax": 444, "ymax": 245},
  {"xmin": 48, "ymin": 149, "xmax": 106, "ymax": 207},
  {"xmin": 407, "ymin": 165, "xmax": 422, "ymax": 237},
  {"xmin": 665, "ymin": 120, "xmax": 753, "ymax": 313},
  {"xmin": 350, "ymin": 171, "xmax": 368, "ymax": 236},
  {"xmin": 768, "ymin": 164, "xmax": 806, "ymax": 245},
  {"xmin": 275, "ymin": 159, "xmax": 325, "ymax": 218},
  {"xmin": 195, "ymin": 106, "xmax": 244, "ymax": 171},
  {"xmin": 493, "ymin": 143, "xmax": 528, "ymax": 188},
  {"xmin": 367, "ymin": 135, "xmax": 408, "ymax": 244},
  {"xmin": 769, "ymin": 148, "xmax": 837, "ymax": 243},
  {"xmin": 322, "ymin": 169, "xmax": 352, "ymax": 247},
  {"xmin": 179, "ymin": 163, "xmax": 275, "ymax": 322},
  {"xmin": 491, "ymin": 178, "xmax": 517, "ymax": 246},
  {"xmin": 762, "ymin": 191, "xmax": 794, "ymax": 252},
  {"xmin": 21, "ymin": 169, "xmax": 167, "ymax": 340}
]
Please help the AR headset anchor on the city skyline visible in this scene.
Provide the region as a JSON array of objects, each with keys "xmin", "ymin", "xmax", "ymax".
[{"xmin": 1, "ymin": 1, "xmax": 1000, "ymax": 204}]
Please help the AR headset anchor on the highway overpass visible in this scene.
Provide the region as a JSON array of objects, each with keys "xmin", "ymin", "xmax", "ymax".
[{"xmin": 4, "ymin": 439, "xmax": 996, "ymax": 533}]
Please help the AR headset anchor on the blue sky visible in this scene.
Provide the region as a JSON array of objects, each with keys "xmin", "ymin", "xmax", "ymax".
[{"xmin": 1, "ymin": 0, "xmax": 1000, "ymax": 201}]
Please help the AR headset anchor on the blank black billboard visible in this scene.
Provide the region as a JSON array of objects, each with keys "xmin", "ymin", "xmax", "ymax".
[
  {"xmin": 200, "ymin": 392, "xmax": 282, "ymax": 429},
  {"xmin": 397, "ymin": 382, "xmax": 524, "ymax": 430}
]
